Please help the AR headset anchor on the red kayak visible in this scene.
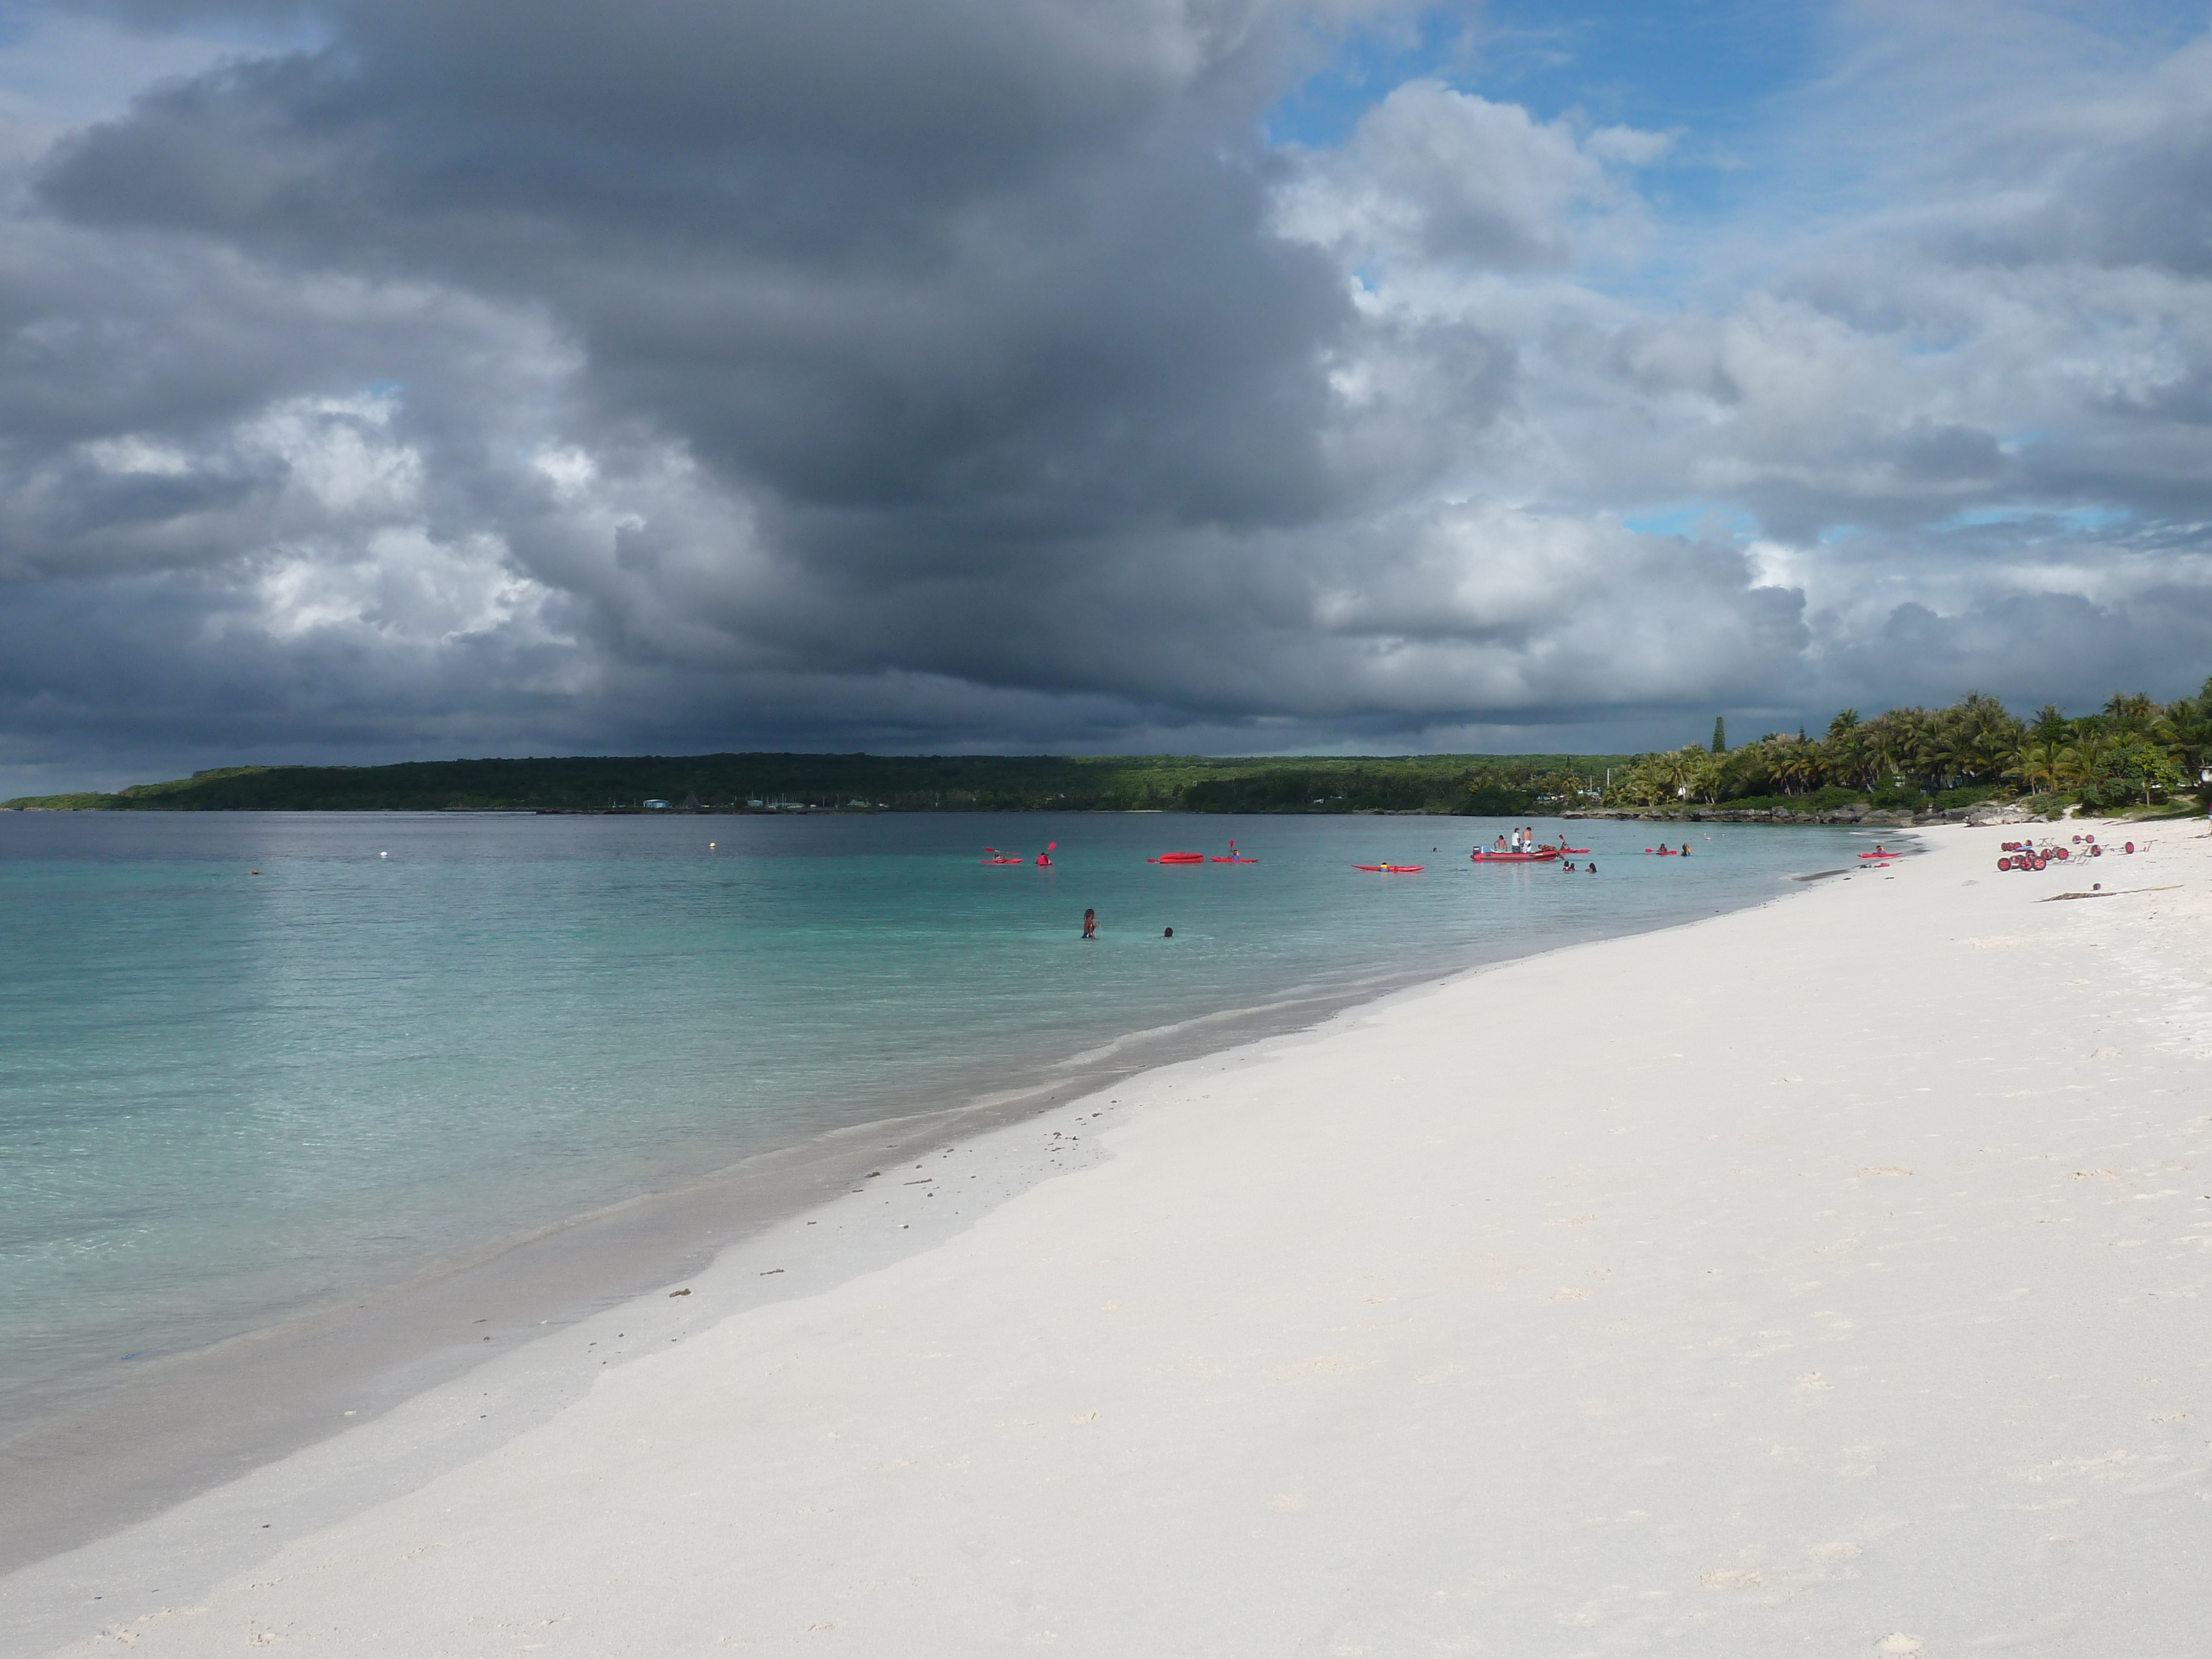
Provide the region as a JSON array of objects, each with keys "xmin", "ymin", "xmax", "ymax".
[
  {"xmin": 1856, "ymin": 852, "xmax": 1901, "ymax": 860},
  {"xmin": 981, "ymin": 847, "xmax": 1024, "ymax": 865},
  {"xmin": 1149, "ymin": 852, "xmax": 1206, "ymax": 864},
  {"xmin": 1353, "ymin": 863, "xmax": 1425, "ymax": 873},
  {"xmin": 1209, "ymin": 840, "xmax": 1258, "ymax": 864},
  {"xmin": 1542, "ymin": 846, "xmax": 1590, "ymax": 854}
]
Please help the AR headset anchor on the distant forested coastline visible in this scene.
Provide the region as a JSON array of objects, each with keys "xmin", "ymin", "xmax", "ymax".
[
  {"xmin": 8, "ymin": 684, "xmax": 2208, "ymax": 817},
  {"xmin": 0, "ymin": 752, "xmax": 1625, "ymax": 816}
]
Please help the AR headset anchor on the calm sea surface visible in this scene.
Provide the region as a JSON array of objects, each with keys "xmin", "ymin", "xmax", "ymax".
[{"xmin": 0, "ymin": 810, "xmax": 1875, "ymax": 1439}]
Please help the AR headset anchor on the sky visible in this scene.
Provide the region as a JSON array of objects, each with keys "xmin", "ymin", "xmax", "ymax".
[{"xmin": 6, "ymin": 0, "xmax": 2212, "ymax": 791}]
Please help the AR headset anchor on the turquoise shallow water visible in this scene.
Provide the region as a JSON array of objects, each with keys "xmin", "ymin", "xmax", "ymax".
[{"xmin": 0, "ymin": 809, "xmax": 1873, "ymax": 1438}]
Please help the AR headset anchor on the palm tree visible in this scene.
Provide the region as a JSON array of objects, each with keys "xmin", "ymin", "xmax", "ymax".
[
  {"xmin": 2056, "ymin": 732, "xmax": 2111, "ymax": 793},
  {"xmin": 1863, "ymin": 714, "xmax": 1913, "ymax": 792},
  {"xmin": 2006, "ymin": 742, "xmax": 2056, "ymax": 794},
  {"xmin": 1777, "ymin": 740, "xmax": 1819, "ymax": 796},
  {"xmin": 1822, "ymin": 712, "xmax": 1865, "ymax": 790},
  {"xmin": 1867, "ymin": 717, "xmax": 1902, "ymax": 792},
  {"xmin": 1911, "ymin": 707, "xmax": 1966, "ymax": 790},
  {"xmin": 2103, "ymin": 692, "xmax": 2156, "ymax": 731},
  {"xmin": 2151, "ymin": 691, "xmax": 2212, "ymax": 794},
  {"xmin": 1966, "ymin": 727, "xmax": 2017, "ymax": 784}
]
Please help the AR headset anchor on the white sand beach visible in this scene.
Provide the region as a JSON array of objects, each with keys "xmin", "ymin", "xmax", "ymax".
[{"xmin": 9, "ymin": 823, "xmax": 2210, "ymax": 1656}]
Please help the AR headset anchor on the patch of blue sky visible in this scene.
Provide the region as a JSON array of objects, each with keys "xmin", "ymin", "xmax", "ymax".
[
  {"xmin": 1472, "ymin": 0, "xmax": 1813, "ymax": 129},
  {"xmin": 1266, "ymin": 1, "xmax": 1820, "ymax": 217},
  {"xmin": 2069, "ymin": 0, "xmax": 2212, "ymax": 60},
  {"xmin": 1623, "ymin": 501, "xmax": 1759, "ymax": 539},
  {"xmin": 1264, "ymin": 5, "xmax": 1477, "ymax": 150}
]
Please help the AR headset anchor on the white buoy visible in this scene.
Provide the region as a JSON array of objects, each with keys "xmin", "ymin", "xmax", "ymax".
[{"xmin": 380, "ymin": 851, "xmax": 388, "ymax": 858}]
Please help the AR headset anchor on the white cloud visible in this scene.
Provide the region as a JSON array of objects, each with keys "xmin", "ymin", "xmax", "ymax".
[{"xmin": 1276, "ymin": 79, "xmax": 1663, "ymax": 272}]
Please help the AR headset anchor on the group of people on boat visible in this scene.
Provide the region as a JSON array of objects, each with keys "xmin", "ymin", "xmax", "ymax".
[{"xmin": 1468, "ymin": 826, "xmax": 1598, "ymax": 870}]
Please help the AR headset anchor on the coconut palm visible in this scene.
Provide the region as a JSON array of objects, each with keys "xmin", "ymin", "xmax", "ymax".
[
  {"xmin": 1965, "ymin": 726, "xmax": 2016, "ymax": 784},
  {"xmin": 1776, "ymin": 739, "xmax": 1820, "ymax": 795},
  {"xmin": 2005, "ymin": 742, "xmax": 2057, "ymax": 794},
  {"xmin": 2056, "ymin": 732, "xmax": 2112, "ymax": 793},
  {"xmin": 1862, "ymin": 715, "xmax": 1911, "ymax": 792},
  {"xmin": 2151, "ymin": 686, "xmax": 2212, "ymax": 792},
  {"xmin": 2103, "ymin": 692, "xmax": 2156, "ymax": 731}
]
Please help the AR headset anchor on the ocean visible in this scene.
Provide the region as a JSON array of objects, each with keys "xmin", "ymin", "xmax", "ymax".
[{"xmin": 0, "ymin": 808, "xmax": 1875, "ymax": 1445}]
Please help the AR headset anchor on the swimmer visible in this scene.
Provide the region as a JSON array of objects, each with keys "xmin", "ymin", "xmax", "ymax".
[
  {"xmin": 1082, "ymin": 908, "xmax": 1097, "ymax": 941},
  {"xmin": 1163, "ymin": 926, "xmax": 1173, "ymax": 938},
  {"xmin": 1680, "ymin": 843, "xmax": 1691, "ymax": 856},
  {"xmin": 1588, "ymin": 861, "xmax": 1597, "ymax": 872}
]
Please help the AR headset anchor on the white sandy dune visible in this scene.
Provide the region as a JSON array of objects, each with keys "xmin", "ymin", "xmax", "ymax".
[{"xmin": 12, "ymin": 825, "xmax": 2212, "ymax": 1656}]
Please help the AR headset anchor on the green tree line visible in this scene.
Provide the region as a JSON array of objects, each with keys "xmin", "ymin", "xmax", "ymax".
[{"xmin": 1607, "ymin": 682, "xmax": 2212, "ymax": 813}]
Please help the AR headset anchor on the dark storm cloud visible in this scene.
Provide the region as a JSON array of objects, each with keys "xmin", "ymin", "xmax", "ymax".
[{"xmin": 39, "ymin": 0, "xmax": 1357, "ymax": 542}]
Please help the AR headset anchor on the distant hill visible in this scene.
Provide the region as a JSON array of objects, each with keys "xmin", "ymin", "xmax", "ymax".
[{"xmin": 2, "ymin": 752, "xmax": 1632, "ymax": 815}]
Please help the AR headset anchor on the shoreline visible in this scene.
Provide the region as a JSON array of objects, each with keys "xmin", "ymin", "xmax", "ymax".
[
  {"xmin": 23, "ymin": 821, "xmax": 2208, "ymax": 1652},
  {"xmin": 0, "ymin": 963, "xmax": 1424, "ymax": 1579},
  {"xmin": 0, "ymin": 826, "xmax": 1865, "ymax": 1583},
  {"xmin": 1, "ymin": 921, "xmax": 1651, "ymax": 1580}
]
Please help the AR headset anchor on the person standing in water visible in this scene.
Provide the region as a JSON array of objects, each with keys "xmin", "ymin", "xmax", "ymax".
[{"xmin": 1082, "ymin": 909, "xmax": 1097, "ymax": 941}]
